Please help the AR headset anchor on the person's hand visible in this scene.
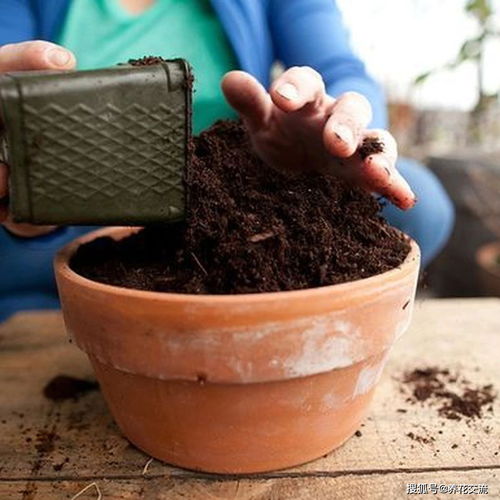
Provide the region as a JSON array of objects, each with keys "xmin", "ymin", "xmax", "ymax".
[
  {"xmin": 222, "ymin": 68, "xmax": 416, "ymax": 210},
  {"xmin": 0, "ymin": 41, "xmax": 76, "ymax": 237}
]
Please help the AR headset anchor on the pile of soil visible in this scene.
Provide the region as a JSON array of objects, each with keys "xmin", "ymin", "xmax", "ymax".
[
  {"xmin": 402, "ymin": 367, "xmax": 495, "ymax": 421},
  {"xmin": 71, "ymin": 120, "xmax": 410, "ymax": 294},
  {"xmin": 43, "ymin": 375, "xmax": 99, "ymax": 402}
]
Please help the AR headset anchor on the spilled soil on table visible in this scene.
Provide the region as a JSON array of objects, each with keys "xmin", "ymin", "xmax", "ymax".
[{"xmin": 403, "ymin": 367, "xmax": 495, "ymax": 421}]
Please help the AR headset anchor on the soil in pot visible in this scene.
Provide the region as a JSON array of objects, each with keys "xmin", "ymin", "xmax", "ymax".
[{"xmin": 71, "ymin": 120, "xmax": 410, "ymax": 292}]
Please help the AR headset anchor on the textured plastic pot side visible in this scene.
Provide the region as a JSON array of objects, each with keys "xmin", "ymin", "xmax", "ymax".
[
  {"xmin": 0, "ymin": 60, "xmax": 190, "ymax": 225},
  {"xmin": 476, "ymin": 241, "xmax": 500, "ymax": 297},
  {"xmin": 54, "ymin": 227, "xmax": 421, "ymax": 474}
]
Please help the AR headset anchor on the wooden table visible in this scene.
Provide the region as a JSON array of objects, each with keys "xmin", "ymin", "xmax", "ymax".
[{"xmin": 0, "ymin": 299, "xmax": 499, "ymax": 499}]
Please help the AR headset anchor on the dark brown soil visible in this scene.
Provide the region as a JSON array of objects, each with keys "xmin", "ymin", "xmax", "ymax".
[
  {"xmin": 406, "ymin": 431, "xmax": 435, "ymax": 444},
  {"xmin": 71, "ymin": 120, "xmax": 410, "ymax": 294},
  {"xmin": 43, "ymin": 375, "xmax": 99, "ymax": 402},
  {"xmin": 34, "ymin": 429, "xmax": 59, "ymax": 454},
  {"xmin": 128, "ymin": 56, "xmax": 168, "ymax": 66},
  {"xmin": 438, "ymin": 386, "xmax": 495, "ymax": 421},
  {"xmin": 52, "ymin": 458, "xmax": 70, "ymax": 472},
  {"xmin": 358, "ymin": 137, "xmax": 385, "ymax": 160},
  {"xmin": 402, "ymin": 367, "xmax": 496, "ymax": 421}
]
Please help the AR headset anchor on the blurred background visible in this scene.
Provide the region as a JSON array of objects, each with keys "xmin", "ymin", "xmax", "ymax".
[{"xmin": 338, "ymin": 0, "xmax": 500, "ymax": 297}]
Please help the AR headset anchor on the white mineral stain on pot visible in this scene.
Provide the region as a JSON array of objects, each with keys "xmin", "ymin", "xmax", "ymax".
[
  {"xmin": 226, "ymin": 316, "xmax": 360, "ymax": 345},
  {"xmin": 149, "ymin": 315, "xmax": 362, "ymax": 380},
  {"xmin": 153, "ymin": 309, "xmax": 362, "ymax": 347},
  {"xmin": 333, "ymin": 319, "xmax": 358, "ymax": 336},
  {"xmin": 394, "ymin": 314, "xmax": 412, "ymax": 340},
  {"xmin": 229, "ymin": 358, "xmax": 256, "ymax": 381},
  {"xmin": 321, "ymin": 392, "xmax": 342, "ymax": 410},
  {"xmin": 126, "ymin": 308, "xmax": 412, "ymax": 381},
  {"xmin": 280, "ymin": 318, "xmax": 359, "ymax": 377},
  {"xmin": 156, "ymin": 331, "xmax": 221, "ymax": 353},
  {"xmin": 229, "ymin": 322, "xmax": 281, "ymax": 343},
  {"xmin": 353, "ymin": 356, "xmax": 388, "ymax": 398}
]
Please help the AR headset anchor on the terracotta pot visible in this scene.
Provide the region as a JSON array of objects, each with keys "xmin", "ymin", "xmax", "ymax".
[
  {"xmin": 476, "ymin": 241, "xmax": 500, "ymax": 297},
  {"xmin": 54, "ymin": 227, "xmax": 420, "ymax": 474}
]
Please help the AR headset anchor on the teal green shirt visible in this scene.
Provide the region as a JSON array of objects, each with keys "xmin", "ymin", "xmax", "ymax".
[{"xmin": 57, "ymin": 0, "xmax": 238, "ymax": 133}]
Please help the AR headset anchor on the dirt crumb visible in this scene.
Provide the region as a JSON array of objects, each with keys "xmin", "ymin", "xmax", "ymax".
[
  {"xmin": 406, "ymin": 432, "xmax": 435, "ymax": 445},
  {"xmin": 358, "ymin": 137, "xmax": 385, "ymax": 160}
]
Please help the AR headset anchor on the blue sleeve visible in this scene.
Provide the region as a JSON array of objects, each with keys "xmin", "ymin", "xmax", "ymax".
[
  {"xmin": 0, "ymin": 0, "xmax": 37, "ymax": 45},
  {"xmin": 0, "ymin": 225, "xmax": 99, "ymax": 322},
  {"xmin": 268, "ymin": 0, "xmax": 387, "ymax": 129},
  {"xmin": 382, "ymin": 158, "xmax": 455, "ymax": 267}
]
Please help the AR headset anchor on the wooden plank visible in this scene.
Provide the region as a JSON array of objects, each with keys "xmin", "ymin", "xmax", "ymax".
[
  {"xmin": 0, "ymin": 312, "xmax": 180, "ymax": 480},
  {"xmin": 0, "ymin": 299, "xmax": 499, "ymax": 489},
  {"xmin": 0, "ymin": 469, "xmax": 498, "ymax": 499}
]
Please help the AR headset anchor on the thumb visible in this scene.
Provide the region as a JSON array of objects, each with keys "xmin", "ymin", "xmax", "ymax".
[{"xmin": 0, "ymin": 41, "xmax": 76, "ymax": 72}]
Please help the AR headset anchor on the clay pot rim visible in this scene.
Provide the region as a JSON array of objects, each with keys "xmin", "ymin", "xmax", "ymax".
[
  {"xmin": 476, "ymin": 240, "xmax": 500, "ymax": 279},
  {"xmin": 55, "ymin": 226, "xmax": 420, "ymax": 303}
]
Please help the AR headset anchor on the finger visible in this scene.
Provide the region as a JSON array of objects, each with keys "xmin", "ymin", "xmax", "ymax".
[
  {"xmin": 3, "ymin": 219, "xmax": 58, "ymax": 238},
  {"xmin": 0, "ymin": 41, "xmax": 76, "ymax": 72},
  {"xmin": 376, "ymin": 172, "xmax": 416, "ymax": 210},
  {"xmin": 359, "ymin": 129, "xmax": 398, "ymax": 189},
  {"xmin": 270, "ymin": 66, "xmax": 327, "ymax": 112},
  {"xmin": 221, "ymin": 71, "xmax": 273, "ymax": 131},
  {"xmin": 324, "ymin": 91, "xmax": 373, "ymax": 157},
  {"xmin": 357, "ymin": 130, "xmax": 415, "ymax": 209}
]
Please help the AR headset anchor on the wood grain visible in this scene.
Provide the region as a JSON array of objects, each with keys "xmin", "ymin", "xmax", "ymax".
[
  {"xmin": 1, "ymin": 470, "xmax": 498, "ymax": 500},
  {"xmin": 0, "ymin": 299, "xmax": 499, "ymax": 499}
]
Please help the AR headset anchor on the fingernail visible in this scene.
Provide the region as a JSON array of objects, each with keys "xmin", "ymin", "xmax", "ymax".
[
  {"xmin": 400, "ymin": 193, "xmax": 417, "ymax": 210},
  {"xmin": 379, "ymin": 159, "xmax": 392, "ymax": 177},
  {"xmin": 364, "ymin": 153, "xmax": 391, "ymax": 176},
  {"xmin": 276, "ymin": 83, "xmax": 299, "ymax": 101},
  {"xmin": 47, "ymin": 48, "xmax": 72, "ymax": 67},
  {"xmin": 332, "ymin": 124, "xmax": 354, "ymax": 146}
]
